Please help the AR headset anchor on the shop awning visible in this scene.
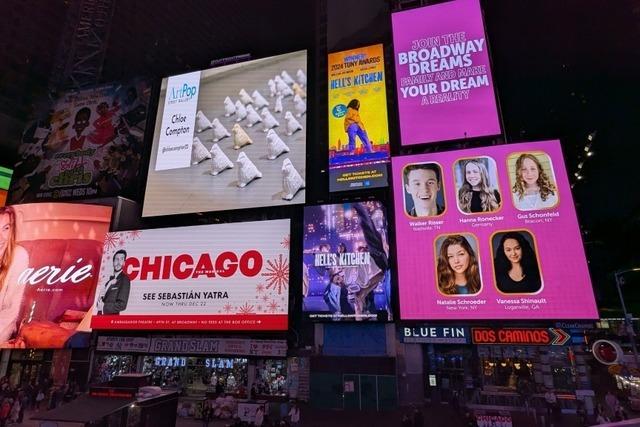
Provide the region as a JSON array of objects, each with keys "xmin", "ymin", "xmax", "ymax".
[{"xmin": 30, "ymin": 394, "xmax": 135, "ymax": 423}]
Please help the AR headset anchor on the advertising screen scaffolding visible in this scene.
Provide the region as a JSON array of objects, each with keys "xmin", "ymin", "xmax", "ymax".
[
  {"xmin": 392, "ymin": 0, "xmax": 500, "ymax": 145},
  {"xmin": 91, "ymin": 219, "xmax": 290, "ymax": 331},
  {"xmin": 143, "ymin": 51, "xmax": 307, "ymax": 217},
  {"xmin": 392, "ymin": 140, "xmax": 597, "ymax": 320}
]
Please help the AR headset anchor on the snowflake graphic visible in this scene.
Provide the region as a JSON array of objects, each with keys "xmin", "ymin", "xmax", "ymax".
[
  {"xmin": 237, "ymin": 302, "xmax": 255, "ymax": 315},
  {"xmin": 223, "ymin": 303, "xmax": 233, "ymax": 313},
  {"xmin": 104, "ymin": 233, "xmax": 120, "ymax": 251},
  {"xmin": 127, "ymin": 230, "xmax": 142, "ymax": 240},
  {"xmin": 280, "ymin": 235, "xmax": 290, "ymax": 249},
  {"xmin": 262, "ymin": 254, "xmax": 289, "ymax": 294},
  {"xmin": 267, "ymin": 300, "xmax": 280, "ymax": 313},
  {"xmin": 256, "ymin": 283, "xmax": 265, "ymax": 294},
  {"xmin": 262, "ymin": 295, "xmax": 270, "ymax": 303},
  {"xmin": 257, "ymin": 305, "xmax": 263, "ymax": 312}
]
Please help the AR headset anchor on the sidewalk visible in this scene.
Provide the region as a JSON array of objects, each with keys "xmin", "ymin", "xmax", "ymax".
[{"xmin": 18, "ymin": 403, "xmax": 594, "ymax": 427}]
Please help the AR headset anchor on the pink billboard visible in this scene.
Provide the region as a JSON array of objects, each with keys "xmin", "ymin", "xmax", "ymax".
[
  {"xmin": 392, "ymin": 0, "xmax": 500, "ymax": 145},
  {"xmin": 392, "ymin": 140, "xmax": 598, "ymax": 319}
]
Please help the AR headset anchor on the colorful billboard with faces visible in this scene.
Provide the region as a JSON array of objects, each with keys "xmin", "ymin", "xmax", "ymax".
[
  {"xmin": 143, "ymin": 51, "xmax": 307, "ymax": 217},
  {"xmin": 90, "ymin": 219, "xmax": 290, "ymax": 331},
  {"xmin": 302, "ymin": 202, "xmax": 392, "ymax": 321},
  {"xmin": 392, "ymin": 140, "xmax": 597, "ymax": 319},
  {"xmin": 392, "ymin": 0, "xmax": 500, "ymax": 145},
  {"xmin": 9, "ymin": 80, "xmax": 151, "ymax": 203},
  {"xmin": 328, "ymin": 44, "xmax": 390, "ymax": 191},
  {"xmin": 0, "ymin": 203, "xmax": 112, "ymax": 348}
]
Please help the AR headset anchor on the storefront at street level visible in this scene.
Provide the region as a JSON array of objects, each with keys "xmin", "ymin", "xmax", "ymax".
[
  {"xmin": 397, "ymin": 324, "xmax": 596, "ymax": 414},
  {"xmin": 91, "ymin": 335, "xmax": 300, "ymax": 411},
  {"xmin": 1, "ymin": 348, "xmax": 92, "ymax": 389}
]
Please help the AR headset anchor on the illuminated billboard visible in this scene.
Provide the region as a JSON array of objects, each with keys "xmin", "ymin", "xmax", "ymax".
[
  {"xmin": 392, "ymin": 140, "xmax": 597, "ymax": 320},
  {"xmin": 0, "ymin": 203, "xmax": 112, "ymax": 348},
  {"xmin": 302, "ymin": 202, "xmax": 392, "ymax": 321},
  {"xmin": 91, "ymin": 219, "xmax": 290, "ymax": 330},
  {"xmin": 328, "ymin": 44, "xmax": 389, "ymax": 191},
  {"xmin": 392, "ymin": 0, "xmax": 500, "ymax": 145},
  {"xmin": 9, "ymin": 80, "xmax": 150, "ymax": 203},
  {"xmin": 143, "ymin": 51, "xmax": 307, "ymax": 217}
]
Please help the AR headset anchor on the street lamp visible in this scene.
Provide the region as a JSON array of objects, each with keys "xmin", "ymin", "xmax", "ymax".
[{"xmin": 614, "ymin": 268, "xmax": 640, "ymax": 368}]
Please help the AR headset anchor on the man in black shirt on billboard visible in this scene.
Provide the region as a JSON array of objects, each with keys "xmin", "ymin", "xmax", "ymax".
[{"xmin": 96, "ymin": 249, "xmax": 131, "ymax": 315}]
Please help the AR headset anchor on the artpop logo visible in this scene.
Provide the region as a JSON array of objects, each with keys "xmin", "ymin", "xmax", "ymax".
[
  {"xmin": 168, "ymin": 83, "xmax": 197, "ymax": 104},
  {"xmin": 124, "ymin": 250, "xmax": 263, "ymax": 281}
]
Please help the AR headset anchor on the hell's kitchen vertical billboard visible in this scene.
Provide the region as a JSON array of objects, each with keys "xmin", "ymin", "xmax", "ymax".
[
  {"xmin": 392, "ymin": 0, "xmax": 500, "ymax": 145},
  {"xmin": 0, "ymin": 203, "xmax": 112, "ymax": 348},
  {"xmin": 328, "ymin": 44, "xmax": 390, "ymax": 191},
  {"xmin": 91, "ymin": 219, "xmax": 291, "ymax": 331}
]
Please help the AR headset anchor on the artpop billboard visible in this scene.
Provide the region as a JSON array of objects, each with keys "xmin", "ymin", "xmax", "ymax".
[
  {"xmin": 302, "ymin": 202, "xmax": 392, "ymax": 321},
  {"xmin": 328, "ymin": 44, "xmax": 390, "ymax": 191},
  {"xmin": 9, "ymin": 79, "xmax": 150, "ymax": 203},
  {"xmin": 143, "ymin": 51, "xmax": 307, "ymax": 217},
  {"xmin": 0, "ymin": 203, "xmax": 111, "ymax": 348},
  {"xmin": 91, "ymin": 219, "xmax": 290, "ymax": 330},
  {"xmin": 392, "ymin": 0, "xmax": 500, "ymax": 145},
  {"xmin": 392, "ymin": 140, "xmax": 597, "ymax": 319}
]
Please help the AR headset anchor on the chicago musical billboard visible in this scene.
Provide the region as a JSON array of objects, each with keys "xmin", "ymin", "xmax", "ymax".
[{"xmin": 91, "ymin": 219, "xmax": 290, "ymax": 330}]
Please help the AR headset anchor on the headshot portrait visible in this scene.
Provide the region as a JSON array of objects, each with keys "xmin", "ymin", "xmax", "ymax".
[
  {"xmin": 96, "ymin": 249, "xmax": 131, "ymax": 315},
  {"xmin": 492, "ymin": 230, "xmax": 543, "ymax": 294},
  {"xmin": 435, "ymin": 234, "xmax": 482, "ymax": 296},
  {"xmin": 454, "ymin": 157, "xmax": 502, "ymax": 214},
  {"xmin": 403, "ymin": 162, "xmax": 445, "ymax": 218},
  {"xmin": 509, "ymin": 152, "xmax": 559, "ymax": 211}
]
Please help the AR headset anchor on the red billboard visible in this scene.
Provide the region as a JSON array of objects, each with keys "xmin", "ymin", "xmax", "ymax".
[
  {"xmin": 0, "ymin": 203, "xmax": 112, "ymax": 348},
  {"xmin": 91, "ymin": 219, "xmax": 290, "ymax": 331}
]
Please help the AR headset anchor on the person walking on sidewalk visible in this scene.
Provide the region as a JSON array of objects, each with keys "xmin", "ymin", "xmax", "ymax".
[{"xmin": 288, "ymin": 402, "xmax": 301, "ymax": 427}]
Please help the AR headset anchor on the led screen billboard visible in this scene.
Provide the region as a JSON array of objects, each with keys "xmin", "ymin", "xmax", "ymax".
[
  {"xmin": 0, "ymin": 203, "xmax": 112, "ymax": 348},
  {"xmin": 392, "ymin": 140, "xmax": 597, "ymax": 319},
  {"xmin": 328, "ymin": 44, "xmax": 389, "ymax": 191},
  {"xmin": 302, "ymin": 202, "xmax": 392, "ymax": 321},
  {"xmin": 392, "ymin": 0, "xmax": 500, "ymax": 145},
  {"xmin": 9, "ymin": 79, "xmax": 151, "ymax": 203},
  {"xmin": 143, "ymin": 51, "xmax": 307, "ymax": 217},
  {"xmin": 91, "ymin": 219, "xmax": 290, "ymax": 330},
  {"xmin": 0, "ymin": 167, "xmax": 11, "ymax": 207}
]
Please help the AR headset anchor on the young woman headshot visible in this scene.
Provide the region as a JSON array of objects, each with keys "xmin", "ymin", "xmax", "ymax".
[
  {"xmin": 0, "ymin": 206, "xmax": 29, "ymax": 342},
  {"xmin": 436, "ymin": 234, "xmax": 482, "ymax": 296},
  {"xmin": 511, "ymin": 153, "xmax": 558, "ymax": 211},
  {"xmin": 493, "ymin": 231, "xmax": 542, "ymax": 294},
  {"xmin": 457, "ymin": 158, "xmax": 502, "ymax": 214}
]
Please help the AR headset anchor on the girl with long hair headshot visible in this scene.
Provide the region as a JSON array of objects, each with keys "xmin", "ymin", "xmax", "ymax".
[
  {"xmin": 0, "ymin": 206, "xmax": 29, "ymax": 342},
  {"xmin": 457, "ymin": 158, "xmax": 502, "ymax": 213},
  {"xmin": 437, "ymin": 234, "xmax": 482, "ymax": 296},
  {"xmin": 511, "ymin": 153, "xmax": 558, "ymax": 211},
  {"xmin": 493, "ymin": 231, "xmax": 542, "ymax": 294}
]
